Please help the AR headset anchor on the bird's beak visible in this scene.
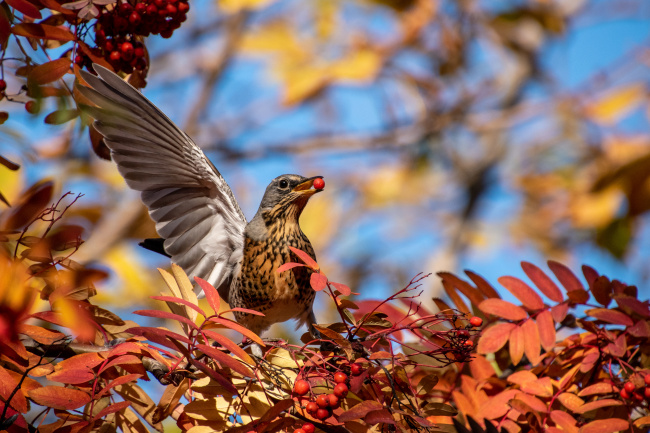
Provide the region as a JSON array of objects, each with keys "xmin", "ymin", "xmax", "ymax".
[{"xmin": 293, "ymin": 176, "xmax": 324, "ymax": 195}]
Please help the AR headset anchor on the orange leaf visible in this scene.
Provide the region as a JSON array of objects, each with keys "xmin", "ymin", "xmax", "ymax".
[
  {"xmin": 469, "ymin": 355, "xmax": 495, "ymax": 380},
  {"xmin": 330, "ymin": 281, "xmax": 351, "ymax": 296},
  {"xmin": 575, "ymin": 399, "xmax": 623, "ymax": 414},
  {"xmin": 567, "ymin": 289, "xmax": 590, "ymax": 304},
  {"xmin": 465, "ymin": 270, "xmax": 500, "ymax": 298},
  {"xmin": 6, "ymin": 0, "xmax": 42, "ymax": 19},
  {"xmin": 338, "ymin": 400, "xmax": 384, "ymax": 422},
  {"xmin": 276, "ymin": 262, "xmax": 305, "ymax": 273},
  {"xmin": 28, "ymin": 386, "xmax": 91, "ymax": 410},
  {"xmin": 208, "ymin": 317, "xmax": 264, "ymax": 346},
  {"xmin": 585, "ymin": 308, "xmax": 633, "ymax": 326},
  {"xmin": 506, "ymin": 370, "xmax": 537, "ymax": 386},
  {"xmin": 522, "ymin": 319, "xmax": 541, "ymax": 365},
  {"xmin": 46, "ymin": 367, "xmax": 94, "ymax": 384},
  {"xmin": 550, "ymin": 410, "xmax": 578, "ymax": 433},
  {"xmin": 509, "ymin": 325, "xmax": 524, "ymax": 365},
  {"xmin": 287, "ymin": 246, "xmax": 318, "ymax": 270},
  {"xmin": 442, "ymin": 279, "xmax": 469, "ymax": 313},
  {"xmin": 0, "ymin": 366, "xmax": 27, "ymax": 413},
  {"xmin": 536, "ymin": 310, "xmax": 556, "ymax": 352},
  {"xmin": 547, "ymin": 261, "xmax": 583, "ymax": 292},
  {"xmin": 515, "ymin": 393, "xmax": 547, "ymax": 412},
  {"xmin": 19, "ymin": 324, "xmax": 65, "ymax": 345},
  {"xmin": 438, "ymin": 272, "xmax": 485, "ymax": 306},
  {"xmin": 202, "ymin": 329, "xmax": 254, "ymax": 365},
  {"xmin": 578, "ymin": 383, "xmax": 614, "ymax": 397},
  {"xmin": 2, "ymin": 181, "xmax": 53, "ymax": 230},
  {"xmin": 521, "ymin": 377, "xmax": 553, "ymax": 398},
  {"xmin": 498, "ymin": 276, "xmax": 545, "ymax": 310},
  {"xmin": 521, "ymin": 262, "xmax": 564, "ymax": 302},
  {"xmin": 476, "ymin": 389, "xmax": 518, "ymax": 420},
  {"xmin": 557, "ymin": 392, "xmax": 584, "ymax": 412},
  {"xmin": 550, "ymin": 302, "xmax": 569, "ymax": 322},
  {"xmin": 12, "ymin": 23, "xmax": 75, "ymax": 41},
  {"xmin": 578, "ymin": 418, "xmax": 629, "ymax": 433},
  {"xmin": 476, "ymin": 322, "xmax": 515, "ymax": 354},
  {"xmin": 478, "ymin": 299, "xmax": 527, "ymax": 321},
  {"xmin": 310, "ymin": 272, "xmax": 328, "ymax": 291},
  {"xmin": 55, "ymin": 352, "xmax": 105, "ymax": 371},
  {"xmin": 196, "ymin": 344, "xmax": 253, "ymax": 377}
]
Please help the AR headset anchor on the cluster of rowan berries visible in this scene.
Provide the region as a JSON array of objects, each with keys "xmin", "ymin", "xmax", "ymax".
[
  {"xmin": 620, "ymin": 376, "xmax": 650, "ymax": 402},
  {"xmin": 292, "ymin": 365, "xmax": 364, "ymax": 427},
  {"xmin": 75, "ymin": 0, "xmax": 190, "ymax": 74}
]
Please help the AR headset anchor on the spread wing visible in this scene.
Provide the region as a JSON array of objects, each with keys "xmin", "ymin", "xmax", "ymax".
[{"xmin": 76, "ymin": 65, "xmax": 246, "ymax": 300}]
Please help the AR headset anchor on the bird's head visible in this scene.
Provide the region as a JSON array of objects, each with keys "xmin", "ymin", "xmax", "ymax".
[{"xmin": 257, "ymin": 174, "xmax": 325, "ymax": 223}]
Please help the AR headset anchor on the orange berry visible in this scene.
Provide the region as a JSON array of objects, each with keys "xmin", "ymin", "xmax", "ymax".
[
  {"xmin": 469, "ymin": 316, "xmax": 483, "ymax": 327},
  {"xmin": 302, "ymin": 423, "xmax": 315, "ymax": 433},
  {"xmin": 334, "ymin": 372, "xmax": 347, "ymax": 383},
  {"xmin": 333, "ymin": 383, "xmax": 348, "ymax": 398},
  {"xmin": 316, "ymin": 394, "xmax": 329, "ymax": 408},
  {"xmin": 624, "ymin": 382, "xmax": 635, "ymax": 393},
  {"xmin": 293, "ymin": 380, "xmax": 309, "ymax": 396}
]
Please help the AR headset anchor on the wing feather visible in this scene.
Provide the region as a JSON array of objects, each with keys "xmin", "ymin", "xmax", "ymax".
[{"xmin": 76, "ymin": 66, "xmax": 246, "ymax": 299}]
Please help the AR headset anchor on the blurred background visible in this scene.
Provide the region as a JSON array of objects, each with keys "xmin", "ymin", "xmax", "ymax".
[{"xmin": 1, "ymin": 0, "xmax": 650, "ymax": 337}]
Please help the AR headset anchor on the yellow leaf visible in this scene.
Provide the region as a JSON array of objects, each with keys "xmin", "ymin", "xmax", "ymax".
[
  {"xmin": 569, "ymin": 186, "xmax": 622, "ymax": 229},
  {"xmin": 329, "ymin": 49, "xmax": 383, "ymax": 83},
  {"xmin": 240, "ymin": 23, "xmax": 306, "ymax": 58},
  {"xmin": 279, "ymin": 64, "xmax": 329, "ymax": 106},
  {"xmin": 218, "ymin": 0, "xmax": 276, "ymax": 13},
  {"xmin": 586, "ymin": 83, "xmax": 646, "ymax": 125},
  {"xmin": 0, "ymin": 161, "xmax": 24, "ymax": 206},
  {"xmin": 97, "ymin": 244, "xmax": 159, "ymax": 306}
]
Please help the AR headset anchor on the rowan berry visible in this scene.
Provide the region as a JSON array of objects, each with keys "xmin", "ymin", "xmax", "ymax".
[
  {"xmin": 305, "ymin": 401, "xmax": 318, "ymax": 413},
  {"xmin": 624, "ymin": 382, "xmax": 635, "ymax": 393},
  {"xmin": 644, "ymin": 387, "xmax": 650, "ymax": 399},
  {"xmin": 293, "ymin": 429, "xmax": 306, "ymax": 433},
  {"xmin": 645, "ymin": 375, "xmax": 650, "ymax": 386},
  {"xmin": 315, "ymin": 408, "xmax": 330, "ymax": 420},
  {"xmin": 129, "ymin": 12, "xmax": 141, "ymax": 25},
  {"xmin": 333, "ymin": 383, "xmax": 348, "ymax": 398},
  {"xmin": 350, "ymin": 363, "xmax": 363, "ymax": 376},
  {"xmin": 316, "ymin": 394, "xmax": 329, "ymax": 408},
  {"xmin": 177, "ymin": 1, "xmax": 189, "ymax": 13},
  {"xmin": 166, "ymin": 4, "xmax": 177, "ymax": 14},
  {"xmin": 25, "ymin": 101, "xmax": 39, "ymax": 114},
  {"xmin": 135, "ymin": 3, "xmax": 146, "ymax": 13},
  {"xmin": 327, "ymin": 394, "xmax": 339, "ymax": 408},
  {"xmin": 293, "ymin": 380, "xmax": 309, "ymax": 396},
  {"xmin": 313, "ymin": 177, "xmax": 325, "ymax": 190},
  {"xmin": 110, "ymin": 51, "xmax": 122, "ymax": 62},
  {"xmin": 302, "ymin": 423, "xmax": 315, "ymax": 433},
  {"xmin": 463, "ymin": 340, "xmax": 474, "ymax": 347},
  {"xmin": 469, "ymin": 316, "xmax": 483, "ymax": 327},
  {"xmin": 620, "ymin": 388, "xmax": 630, "ymax": 399},
  {"xmin": 334, "ymin": 372, "xmax": 347, "ymax": 384}
]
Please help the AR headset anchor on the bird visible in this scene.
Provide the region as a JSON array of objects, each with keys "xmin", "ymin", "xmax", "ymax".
[{"xmin": 75, "ymin": 66, "xmax": 324, "ymax": 356}]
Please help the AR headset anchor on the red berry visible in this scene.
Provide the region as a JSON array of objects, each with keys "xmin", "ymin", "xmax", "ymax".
[
  {"xmin": 463, "ymin": 340, "xmax": 474, "ymax": 347},
  {"xmin": 645, "ymin": 375, "xmax": 650, "ymax": 386},
  {"xmin": 161, "ymin": 29, "xmax": 174, "ymax": 38},
  {"xmin": 469, "ymin": 316, "xmax": 483, "ymax": 327},
  {"xmin": 302, "ymin": 423, "xmax": 315, "ymax": 433},
  {"xmin": 633, "ymin": 392, "xmax": 643, "ymax": 402},
  {"xmin": 620, "ymin": 388, "xmax": 630, "ymax": 399},
  {"xmin": 456, "ymin": 329, "xmax": 469, "ymax": 338},
  {"xmin": 293, "ymin": 379, "xmax": 310, "ymax": 396},
  {"xmin": 327, "ymin": 394, "xmax": 339, "ymax": 408},
  {"xmin": 110, "ymin": 50, "xmax": 122, "ymax": 62},
  {"xmin": 644, "ymin": 387, "xmax": 650, "ymax": 398},
  {"xmin": 166, "ymin": 3, "xmax": 177, "ymax": 14},
  {"xmin": 313, "ymin": 177, "xmax": 325, "ymax": 190},
  {"xmin": 306, "ymin": 401, "xmax": 318, "ymax": 413},
  {"xmin": 135, "ymin": 3, "xmax": 146, "ymax": 13},
  {"xmin": 129, "ymin": 12, "xmax": 141, "ymax": 25},
  {"xmin": 177, "ymin": 1, "xmax": 189, "ymax": 12},
  {"xmin": 315, "ymin": 408, "xmax": 329, "ymax": 420},
  {"xmin": 154, "ymin": 0, "xmax": 166, "ymax": 8},
  {"xmin": 334, "ymin": 372, "xmax": 347, "ymax": 384},
  {"xmin": 333, "ymin": 383, "xmax": 348, "ymax": 398},
  {"xmin": 316, "ymin": 394, "xmax": 329, "ymax": 408},
  {"xmin": 134, "ymin": 47, "xmax": 145, "ymax": 58},
  {"xmin": 119, "ymin": 3, "xmax": 132, "ymax": 14},
  {"xmin": 104, "ymin": 40, "xmax": 115, "ymax": 52},
  {"xmin": 293, "ymin": 430, "xmax": 306, "ymax": 433},
  {"xmin": 25, "ymin": 100, "xmax": 39, "ymax": 114},
  {"xmin": 74, "ymin": 55, "xmax": 84, "ymax": 66},
  {"xmin": 624, "ymin": 382, "xmax": 635, "ymax": 393},
  {"xmin": 146, "ymin": 4, "xmax": 157, "ymax": 14},
  {"xmin": 350, "ymin": 363, "xmax": 363, "ymax": 376}
]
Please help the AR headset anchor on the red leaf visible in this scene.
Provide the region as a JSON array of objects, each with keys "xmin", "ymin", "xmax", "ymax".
[
  {"xmin": 522, "ymin": 319, "xmax": 541, "ymax": 365},
  {"xmin": 0, "ymin": 9, "xmax": 11, "ymax": 48},
  {"xmin": 222, "ymin": 307, "xmax": 265, "ymax": 316},
  {"xmin": 536, "ymin": 309, "xmax": 556, "ymax": 352},
  {"xmin": 92, "ymin": 401, "xmax": 131, "ymax": 421},
  {"xmin": 201, "ymin": 329, "xmax": 254, "ymax": 365},
  {"xmin": 550, "ymin": 411, "xmax": 578, "ymax": 433},
  {"xmin": 194, "ymin": 277, "xmax": 220, "ymax": 314},
  {"xmin": 150, "ymin": 295, "xmax": 206, "ymax": 318},
  {"xmin": 465, "ymin": 270, "xmax": 500, "ymax": 298},
  {"xmin": 477, "ymin": 322, "xmax": 515, "ymax": 354},
  {"xmin": 99, "ymin": 354, "xmax": 143, "ymax": 374},
  {"xmin": 330, "ymin": 281, "xmax": 351, "ymax": 296},
  {"xmin": 575, "ymin": 399, "xmax": 623, "ymax": 414},
  {"xmin": 591, "ymin": 276, "xmax": 612, "ymax": 306},
  {"xmin": 6, "ymin": 0, "xmax": 42, "ymax": 19},
  {"xmin": 196, "ymin": 344, "xmax": 253, "ymax": 377},
  {"xmin": 133, "ymin": 309, "xmax": 199, "ymax": 330},
  {"xmin": 498, "ymin": 276, "xmax": 544, "ymax": 310},
  {"xmin": 521, "ymin": 262, "xmax": 564, "ymax": 302},
  {"xmin": 28, "ymin": 58, "xmax": 70, "ymax": 85},
  {"xmin": 46, "ymin": 367, "xmax": 94, "ymax": 384},
  {"xmin": 578, "ymin": 418, "xmax": 629, "ymax": 433},
  {"xmin": 0, "ymin": 366, "xmax": 27, "ymax": 413},
  {"xmin": 276, "ymin": 262, "xmax": 305, "ymax": 273},
  {"xmin": 19, "ymin": 324, "xmax": 65, "ymax": 345},
  {"xmin": 2, "ymin": 181, "xmax": 53, "ymax": 230},
  {"xmin": 550, "ymin": 302, "xmax": 569, "ymax": 322},
  {"xmin": 28, "ymin": 386, "xmax": 91, "ymax": 410},
  {"xmin": 478, "ymin": 299, "xmax": 527, "ymax": 321},
  {"xmin": 287, "ymin": 246, "xmax": 319, "ymax": 270},
  {"xmin": 442, "ymin": 279, "xmax": 469, "ymax": 313},
  {"xmin": 310, "ymin": 272, "xmax": 328, "ymax": 291},
  {"xmin": 585, "ymin": 308, "xmax": 634, "ymax": 326},
  {"xmin": 614, "ymin": 294, "xmax": 650, "ymax": 317},
  {"xmin": 12, "ymin": 23, "xmax": 75, "ymax": 41},
  {"xmin": 96, "ymin": 374, "xmax": 142, "ymax": 400},
  {"xmin": 208, "ymin": 317, "xmax": 264, "ymax": 346},
  {"xmin": 55, "ymin": 352, "xmax": 105, "ymax": 370},
  {"xmin": 567, "ymin": 289, "xmax": 590, "ymax": 304},
  {"xmin": 548, "ymin": 261, "xmax": 583, "ymax": 292},
  {"xmin": 582, "ymin": 265, "xmax": 599, "ymax": 287},
  {"xmin": 338, "ymin": 400, "xmax": 384, "ymax": 422},
  {"xmin": 438, "ymin": 272, "xmax": 485, "ymax": 306}
]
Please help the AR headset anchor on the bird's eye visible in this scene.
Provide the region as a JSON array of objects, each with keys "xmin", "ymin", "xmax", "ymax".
[{"xmin": 278, "ymin": 180, "xmax": 289, "ymax": 189}]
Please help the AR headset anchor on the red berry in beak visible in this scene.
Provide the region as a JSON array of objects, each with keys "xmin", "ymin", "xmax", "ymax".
[{"xmin": 313, "ymin": 178, "xmax": 325, "ymax": 190}]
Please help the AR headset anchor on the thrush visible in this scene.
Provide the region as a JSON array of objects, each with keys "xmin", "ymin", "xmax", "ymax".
[{"xmin": 76, "ymin": 66, "xmax": 324, "ymax": 355}]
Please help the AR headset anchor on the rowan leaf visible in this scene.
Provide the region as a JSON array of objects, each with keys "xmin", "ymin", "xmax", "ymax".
[
  {"xmin": 557, "ymin": 392, "xmax": 584, "ymax": 411},
  {"xmin": 465, "ymin": 270, "xmax": 501, "ymax": 298},
  {"xmin": 498, "ymin": 276, "xmax": 545, "ymax": 310},
  {"xmin": 330, "ymin": 281, "xmax": 351, "ymax": 296},
  {"xmin": 276, "ymin": 262, "xmax": 305, "ymax": 273},
  {"xmin": 509, "ymin": 324, "xmax": 524, "ymax": 365},
  {"xmin": 91, "ymin": 401, "xmax": 131, "ymax": 421},
  {"xmin": 478, "ymin": 299, "xmax": 527, "ymax": 321},
  {"xmin": 575, "ymin": 399, "xmax": 623, "ymax": 414},
  {"xmin": 194, "ymin": 277, "xmax": 220, "ymax": 314},
  {"xmin": 550, "ymin": 411, "xmax": 579, "ymax": 433},
  {"xmin": 591, "ymin": 275, "xmax": 612, "ymax": 306},
  {"xmin": 150, "ymin": 295, "xmax": 206, "ymax": 318},
  {"xmin": 442, "ymin": 279, "xmax": 469, "ymax": 313},
  {"xmin": 310, "ymin": 272, "xmax": 328, "ymax": 291},
  {"xmin": 585, "ymin": 308, "xmax": 633, "ymax": 326},
  {"xmin": 287, "ymin": 246, "xmax": 318, "ymax": 270},
  {"xmin": 12, "ymin": 23, "xmax": 75, "ymax": 41},
  {"xmin": 548, "ymin": 261, "xmax": 583, "ymax": 292},
  {"xmin": 96, "ymin": 374, "xmax": 142, "ymax": 400},
  {"xmin": 578, "ymin": 383, "xmax": 614, "ymax": 397},
  {"xmin": 578, "ymin": 418, "xmax": 629, "ymax": 433},
  {"xmin": 133, "ymin": 309, "xmax": 199, "ymax": 330},
  {"xmin": 477, "ymin": 322, "xmax": 515, "ymax": 354},
  {"xmin": 28, "ymin": 386, "xmax": 91, "ymax": 410},
  {"xmin": 536, "ymin": 309, "xmax": 556, "ymax": 352},
  {"xmin": 208, "ymin": 317, "xmax": 264, "ymax": 345},
  {"xmin": 338, "ymin": 400, "xmax": 384, "ymax": 422},
  {"xmin": 6, "ymin": 0, "xmax": 42, "ymax": 19},
  {"xmin": 521, "ymin": 262, "xmax": 564, "ymax": 302},
  {"xmin": 196, "ymin": 344, "xmax": 253, "ymax": 377},
  {"xmin": 522, "ymin": 319, "xmax": 541, "ymax": 365},
  {"xmin": 438, "ymin": 272, "xmax": 485, "ymax": 306}
]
